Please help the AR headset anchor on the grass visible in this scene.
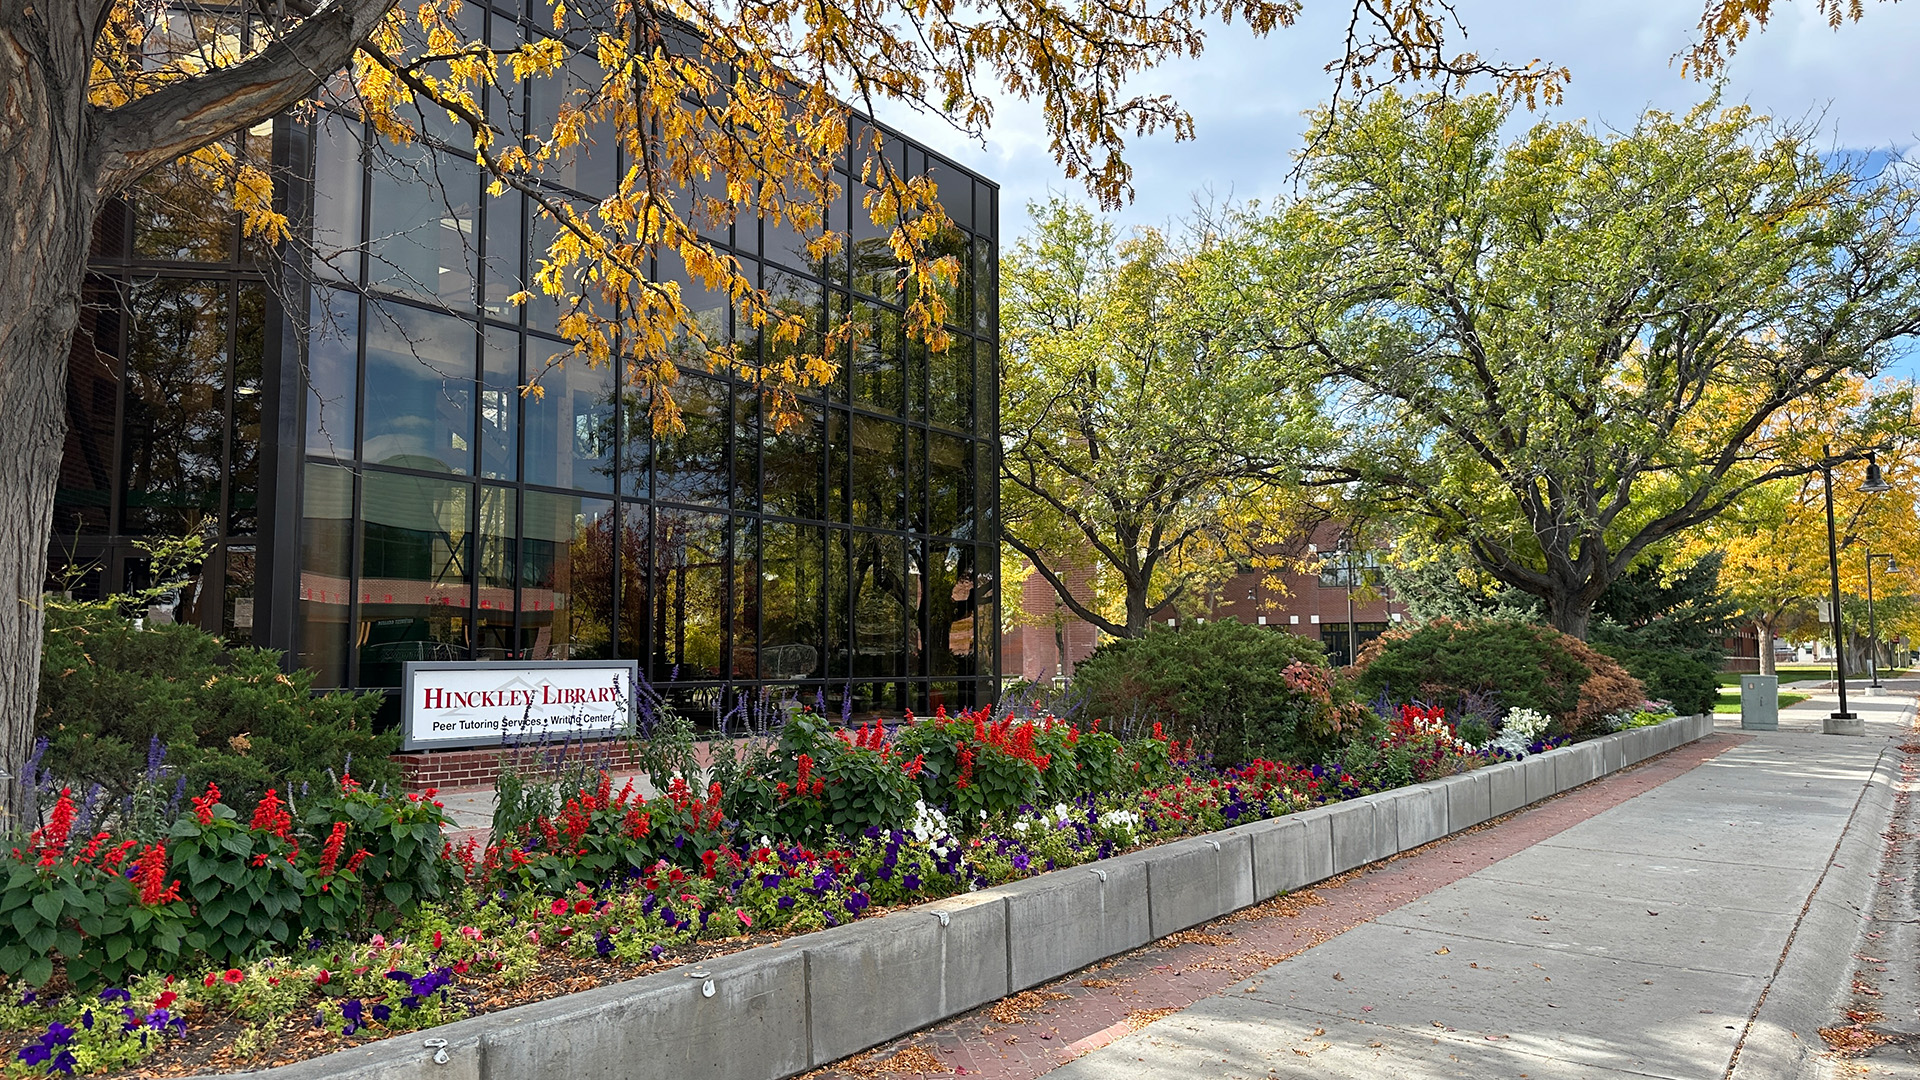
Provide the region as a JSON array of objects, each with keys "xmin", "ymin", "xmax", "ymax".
[{"xmin": 1714, "ymin": 689, "xmax": 1809, "ymax": 715}]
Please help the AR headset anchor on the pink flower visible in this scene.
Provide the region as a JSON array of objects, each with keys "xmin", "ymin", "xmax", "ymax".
[
  {"xmin": 459, "ymin": 926, "xmax": 483, "ymax": 941},
  {"xmin": 737, "ymin": 909, "xmax": 753, "ymax": 929},
  {"xmin": 550, "ymin": 898, "xmax": 569, "ymax": 916}
]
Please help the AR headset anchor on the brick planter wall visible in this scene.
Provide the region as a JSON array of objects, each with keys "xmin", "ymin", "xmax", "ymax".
[{"xmin": 394, "ymin": 740, "xmax": 644, "ymax": 792}]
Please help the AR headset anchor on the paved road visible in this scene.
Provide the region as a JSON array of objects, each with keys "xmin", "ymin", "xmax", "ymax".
[{"xmin": 1037, "ymin": 696, "xmax": 1912, "ymax": 1080}]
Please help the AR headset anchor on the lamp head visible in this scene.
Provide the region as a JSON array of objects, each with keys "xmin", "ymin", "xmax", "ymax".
[{"xmin": 1861, "ymin": 451, "xmax": 1893, "ymax": 494}]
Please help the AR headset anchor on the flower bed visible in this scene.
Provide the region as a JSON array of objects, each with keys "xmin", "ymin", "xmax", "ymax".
[{"xmin": 0, "ymin": 698, "xmax": 1666, "ymax": 1078}]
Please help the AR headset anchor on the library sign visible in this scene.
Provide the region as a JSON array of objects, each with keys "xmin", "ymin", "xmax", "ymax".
[{"xmin": 400, "ymin": 660, "xmax": 640, "ymax": 751}]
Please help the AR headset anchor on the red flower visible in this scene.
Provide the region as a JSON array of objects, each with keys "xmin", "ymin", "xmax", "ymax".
[
  {"xmin": 574, "ymin": 898, "xmax": 596, "ymax": 914},
  {"xmin": 29, "ymin": 787, "xmax": 75, "ymax": 866},
  {"xmin": 203, "ymin": 973, "xmax": 217, "ymax": 987},
  {"xmin": 317, "ymin": 822, "xmax": 349, "ymax": 877},
  {"xmin": 192, "ymin": 783, "xmax": 222, "ymax": 826},
  {"xmin": 550, "ymin": 898, "xmax": 570, "ymax": 916},
  {"xmin": 155, "ymin": 991, "xmax": 179, "ymax": 1009},
  {"xmin": 432, "ymin": 931, "xmax": 444, "ymax": 951},
  {"xmin": 133, "ymin": 842, "xmax": 180, "ymax": 905},
  {"xmin": 223, "ymin": 968, "xmax": 244, "ymax": 984},
  {"xmin": 315, "ymin": 970, "xmax": 331, "ymax": 985},
  {"xmin": 345, "ymin": 848, "xmax": 370, "ymax": 874},
  {"xmin": 249, "ymin": 789, "xmax": 292, "ymax": 838}
]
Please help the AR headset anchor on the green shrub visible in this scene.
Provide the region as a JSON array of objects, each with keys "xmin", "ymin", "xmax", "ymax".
[
  {"xmin": 1597, "ymin": 646, "xmax": 1719, "ymax": 716},
  {"xmin": 37, "ymin": 603, "xmax": 395, "ymax": 803},
  {"xmin": 726, "ymin": 709, "xmax": 923, "ymax": 843},
  {"xmin": 1352, "ymin": 618, "xmax": 1645, "ymax": 735},
  {"xmin": 1068, "ymin": 619, "xmax": 1359, "ymax": 765}
]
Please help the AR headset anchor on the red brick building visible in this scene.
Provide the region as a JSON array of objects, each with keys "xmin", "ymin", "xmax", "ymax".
[{"xmin": 1000, "ymin": 522, "xmax": 1407, "ymax": 684}]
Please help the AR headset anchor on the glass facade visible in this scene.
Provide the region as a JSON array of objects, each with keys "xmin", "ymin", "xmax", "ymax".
[{"xmin": 63, "ymin": 4, "xmax": 1000, "ymax": 721}]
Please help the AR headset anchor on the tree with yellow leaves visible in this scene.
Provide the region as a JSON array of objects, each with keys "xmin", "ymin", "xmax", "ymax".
[{"xmin": 1683, "ymin": 381, "xmax": 1920, "ymax": 675}]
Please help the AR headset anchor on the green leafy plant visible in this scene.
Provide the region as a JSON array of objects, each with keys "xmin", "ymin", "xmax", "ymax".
[
  {"xmin": 1069, "ymin": 619, "xmax": 1357, "ymax": 764},
  {"xmin": 1353, "ymin": 619, "xmax": 1645, "ymax": 735}
]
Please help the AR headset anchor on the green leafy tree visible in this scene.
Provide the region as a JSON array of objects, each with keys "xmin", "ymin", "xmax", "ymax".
[
  {"xmin": 1256, "ymin": 91, "xmax": 1920, "ymax": 639},
  {"xmin": 1001, "ymin": 199, "xmax": 1330, "ymax": 638}
]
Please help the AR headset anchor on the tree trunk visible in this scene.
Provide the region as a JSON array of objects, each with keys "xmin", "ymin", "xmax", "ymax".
[
  {"xmin": 1757, "ymin": 620, "xmax": 1776, "ymax": 677},
  {"xmin": 1544, "ymin": 592, "xmax": 1593, "ymax": 640},
  {"xmin": 0, "ymin": 6, "xmax": 95, "ymax": 828}
]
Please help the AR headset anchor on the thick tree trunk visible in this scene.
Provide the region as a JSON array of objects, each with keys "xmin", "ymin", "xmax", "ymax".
[
  {"xmin": 1544, "ymin": 593, "xmax": 1592, "ymax": 640},
  {"xmin": 0, "ymin": 3, "xmax": 95, "ymax": 828},
  {"xmin": 1757, "ymin": 621, "xmax": 1776, "ymax": 677}
]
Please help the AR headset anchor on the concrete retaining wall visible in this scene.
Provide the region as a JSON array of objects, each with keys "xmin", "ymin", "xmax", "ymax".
[{"xmin": 191, "ymin": 715, "xmax": 1714, "ymax": 1080}]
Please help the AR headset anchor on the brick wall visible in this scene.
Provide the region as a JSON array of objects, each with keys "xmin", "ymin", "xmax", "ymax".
[{"xmin": 393, "ymin": 739, "xmax": 644, "ymax": 792}]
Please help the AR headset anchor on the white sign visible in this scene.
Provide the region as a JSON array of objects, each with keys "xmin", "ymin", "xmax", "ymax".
[{"xmin": 401, "ymin": 661, "xmax": 639, "ymax": 751}]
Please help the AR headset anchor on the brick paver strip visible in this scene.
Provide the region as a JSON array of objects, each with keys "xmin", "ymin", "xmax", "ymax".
[{"xmin": 810, "ymin": 731, "xmax": 1751, "ymax": 1080}]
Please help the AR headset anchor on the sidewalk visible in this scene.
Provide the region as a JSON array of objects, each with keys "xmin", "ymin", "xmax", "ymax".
[{"xmin": 824, "ymin": 694, "xmax": 1914, "ymax": 1080}]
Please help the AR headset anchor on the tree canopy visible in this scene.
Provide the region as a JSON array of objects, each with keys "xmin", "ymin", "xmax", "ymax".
[
  {"xmin": 1249, "ymin": 91, "xmax": 1920, "ymax": 639},
  {"xmin": 1000, "ymin": 198, "xmax": 1327, "ymax": 638}
]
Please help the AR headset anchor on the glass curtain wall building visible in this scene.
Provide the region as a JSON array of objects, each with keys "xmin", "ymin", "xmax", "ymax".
[{"xmin": 57, "ymin": 3, "xmax": 1000, "ymax": 723}]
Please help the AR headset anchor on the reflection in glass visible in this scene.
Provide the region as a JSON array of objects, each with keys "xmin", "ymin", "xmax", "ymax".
[
  {"xmin": 481, "ymin": 328, "xmax": 518, "ymax": 480},
  {"xmin": 357, "ymin": 471, "xmax": 472, "ymax": 687},
  {"xmin": 927, "ymin": 432, "xmax": 972, "ymax": 538},
  {"xmin": 367, "ymin": 142, "xmax": 480, "ymax": 305},
  {"xmin": 616, "ymin": 501, "xmax": 651, "ymax": 661},
  {"xmin": 929, "ymin": 338, "xmax": 971, "ymax": 431},
  {"xmin": 522, "ymin": 490, "xmax": 613, "ymax": 660},
  {"xmin": 130, "ymin": 150, "xmax": 235, "ymax": 263},
  {"xmin": 120, "ymin": 279, "xmax": 227, "ymax": 535},
  {"xmin": 477, "ymin": 484, "xmax": 517, "ymax": 658},
  {"xmin": 522, "ymin": 350, "xmax": 614, "ymax": 491},
  {"xmin": 228, "ymin": 284, "xmax": 264, "ymax": 534},
  {"xmin": 760, "ymin": 521, "xmax": 823, "ymax": 681},
  {"xmin": 928, "ymin": 540, "xmax": 976, "ymax": 677},
  {"xmin": 850, "ymin": 532, "xmax": 910, "ymax": 679},
  {"xmin": 483, "ymin": 187, "xmax": 523, "ymax": 319},
  {"xmin": 652, "ymin": 509, "xmax": 726, "ymax": 681},
  {"xmin": 827, "ymin": 527, "xmax": 849, "ymax": 678},
  {"xmin": 654, "ymin": 372, "xmax": 728, "ymax": 506},
  {"xmin": 762, "ymin": 403, "xmax": 821, "ymax": 520},
  {"xmin": 850, "ymin": 415, "xmax": 904, "ymax": 530},
  {"xmin": 731, "ymin": 517, "xmax": 757, "ymax": 679},
  {"xmin": 852, "ymin": 301, "xmax": 900, "ymax": 413},
  {"xmin": 223, "ymin": 545, "xmax": 256, "ymax": 647},
  {"xmin": 305, "ymin": 289, "xmax": 359, "ymax": 461},
  {"xmin": 57, "ymin": 285, "xmax": 122, "ymax": 536},
  {"xmin": 299, "ymin": 463, "xmax": 354, "ymax": 687},
  {"xmin": 362, "ymin": 302, "xmax": 476, "ymax": 473},
  {"xmin": 311, "ymin": 112, "xmax": 364, "ymax": 283}
]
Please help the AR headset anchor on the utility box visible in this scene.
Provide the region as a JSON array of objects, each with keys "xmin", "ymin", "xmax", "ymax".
[{"xmin": 1741, "ymin": 674, "xmax": 1779, "ymax": 731}]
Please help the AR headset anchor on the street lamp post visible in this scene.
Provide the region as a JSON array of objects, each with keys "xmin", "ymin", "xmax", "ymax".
[
  {"xmin": 1865, "ymin": 551, "xmax": 1898, "ymax": 689},
  {"xmin": 1823, "ymin": 446, "xmax": 1892, "ymax": 735}
]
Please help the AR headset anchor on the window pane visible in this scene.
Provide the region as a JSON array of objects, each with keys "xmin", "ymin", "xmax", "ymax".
[
  {"xmin": 928, "ymin": 540, "xmax": 976, "ymax": 677},
  {"xmin": 362, "ymin": 302, "xmax": 476, "ymax": 473},
  {"xmin": 522, "ymin": 490, "xmax": 613, "ymax": 660},
  {"xmin": 223, "ymin": 545, "xmax": 257, "ymax": 647},
  {"xmin": 358, "ymin": 471, "xmax": 472, "ymax": 686},
  {"xmin": 477, "ymin": 484, "xmax": 518, "ymax": 658},
  {"xmin": 130, "ymin": 153, "xmax": 234, "ymax": 263},
  {"xmin": 120, "ymin": 279, "xmax": 227, "ymax": 535},
  {"xmin": 761, "ymin": 521, "xmax": 823, "ymax": 681},
  {"xmin": 299, "ymin": 462, "xmax": 354, "ymax": 687},
  {"xmin": 850, "ymin": 415, "xmax": 904, "ymax": 531},
  {"xmin": 850, "ymin": 531, "xmax": 908, "ymax": 679},
  {"xmin": 733, "ymin": 383, "xmax": 758, "ymax": 510},
  {"xmin": 56, "ymin": 283, "xmax": 121, "ymax": 536},
  {"xmin": 929, "ymin": 337, "xmax": 971, "ymax": 432},
  {"xmin": 228, "ymin": 284, "xmax": 265, "ymax": 535},
  {"xmin": 928, "ymin": 432, "xmax": 973, "ymax": 539},
  {"xmin": 305, "ymin": 288, "xmax": 358, "ymax": 461},
  {"xmin": 972, "ymin": 240, "xmax": 994, "ymax": 334},
  {"xmin": 653, "ymin": 372, "xmax": 729, "ymax": 506},
  {"xmin": 652, "ymin": 508, "xmax": 726, "ymax": 681},
  {"xmin": 826, "ymin": 409, "xmax": 849, "ymax": 522},
  {"xmin": 731, "ymin": 517, "xmax": 757, "ymax": 679},
  {"xmin": 311, "ymin": 112, "xmax": 364, "ymax": 283},
  {"xmin": 367, "ymin": 142, "xmax": 479, "ymax": 306},
  {"xmin": 617, "ymin": 501, "xmax": 650, "ymax": 661},
  {"xmin": 523, "ymin": 350, "xmax": 615, "ymax": 491},
  {"xmin": 525, "ymin": 43, "xmax": 617, "ymax": 197},
  {"xmin": 483, "ymin": 187, "xmax": 523, "ymax": 320},
  {"xmin": 852, "ymin": 301, "xmax": 900, "ymax": 413},
  {"xmin": 827, "ymin": 527, "xmax": 849, "ymax": 679},
  {"xmin": 972, "ymin": 340, "xmax": 993, "ymax": 436},
  {"xmin": 762, "ymin": 402, "xmax": 822, "ymax": 520},
  {"xmin": 481, "ymin": 328, "xmax": 519, "ymax": 480}
]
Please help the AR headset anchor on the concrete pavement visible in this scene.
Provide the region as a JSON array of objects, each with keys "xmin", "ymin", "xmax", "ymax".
[{"xmin": 1024, "ymin": 695, "xmax": 1912, "ymax": 1080}]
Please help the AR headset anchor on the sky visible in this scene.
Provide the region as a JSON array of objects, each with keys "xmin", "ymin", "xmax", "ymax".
[
  {"xmin": 879, "ymin": 0, "xmax": 1920, "ymax": 233},
  {"xmin": 872, "ymin": 0, "xmax": 1920, "ymax": 380}
]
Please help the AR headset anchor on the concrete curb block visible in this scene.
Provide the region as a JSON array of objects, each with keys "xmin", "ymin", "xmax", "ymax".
[
  {"xmin": 1730, "ymin": 721, "xmax": 1909, "ymax": 1080},
  {"xmin": 189, "ymin": 716, "xmax": 1713, "ymax": 1080}
]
